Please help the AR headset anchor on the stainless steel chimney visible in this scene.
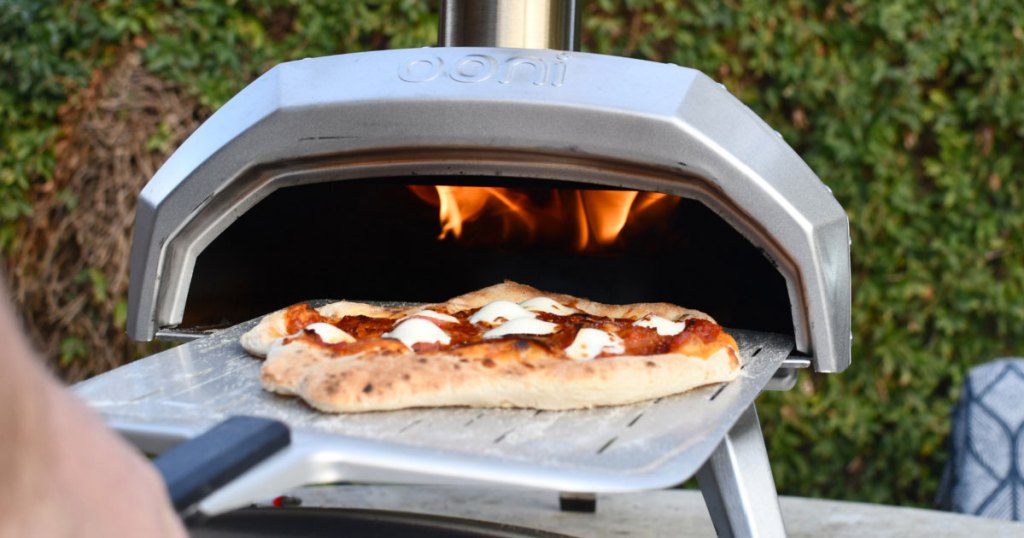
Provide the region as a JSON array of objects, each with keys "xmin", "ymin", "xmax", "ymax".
[{"xmin": 439, "ymin": 0, "xmax": 581, "ymax": 50}]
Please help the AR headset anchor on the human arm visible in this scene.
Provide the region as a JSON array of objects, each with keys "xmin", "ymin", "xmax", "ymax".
[{"xmin": 0, "ymin": 285, "xmax": 185, "ymax": 538}]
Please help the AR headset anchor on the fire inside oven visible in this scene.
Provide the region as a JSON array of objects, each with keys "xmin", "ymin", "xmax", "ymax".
[{"xmin": 182, "ymin": 177, "xmax": 791, "ymax": 338}]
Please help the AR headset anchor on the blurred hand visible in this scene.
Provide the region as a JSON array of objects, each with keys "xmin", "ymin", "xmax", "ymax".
[{"xmin": 0, "ymin": 286, "xmax": 186, "ymax": 538}]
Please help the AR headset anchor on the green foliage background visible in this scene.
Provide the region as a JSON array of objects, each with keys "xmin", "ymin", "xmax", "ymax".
[{"xmin": 3, "ymin": 0, "xmax": 1022, "ymax": 507}]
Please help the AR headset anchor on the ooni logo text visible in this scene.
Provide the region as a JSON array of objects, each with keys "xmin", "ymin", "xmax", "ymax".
[{"xmin": 399, "ymin": 53, "xmax": 568, "ymax": 87}]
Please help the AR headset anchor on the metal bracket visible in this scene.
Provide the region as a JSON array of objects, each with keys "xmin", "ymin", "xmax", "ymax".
[
  {"xmin": 764, "ymin": 367, "xmax": 798, "ymax": 392},
  {"xmin": 766, "ymin": 353, "xmax": 810, "ymax": 392},
  {"xmin": 696, "ymin": 404, "xmax": 787, "ymax": 537}
]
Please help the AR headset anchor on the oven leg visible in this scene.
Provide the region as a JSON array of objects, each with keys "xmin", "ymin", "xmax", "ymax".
[{"xmin": 696, "ymin": 403, "xmax": 786, "ymax": 538}]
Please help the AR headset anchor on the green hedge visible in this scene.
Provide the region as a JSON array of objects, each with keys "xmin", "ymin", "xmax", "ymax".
[{"xmin": 3, "ymin": 0, "xmax": 1023, "ymax": 507}]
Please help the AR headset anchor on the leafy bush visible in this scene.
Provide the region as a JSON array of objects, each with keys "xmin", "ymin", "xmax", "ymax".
[
  {"xmin": 593, "ymin": 0, "xmax": 1024, "ymax": 506},
  {"xmin": 3, "ymin": 0, "xmax": 1023, "ymax": 507},
  {"xmin": 1, "ymin": 2, "xmax": 97, "ymax": 248}
]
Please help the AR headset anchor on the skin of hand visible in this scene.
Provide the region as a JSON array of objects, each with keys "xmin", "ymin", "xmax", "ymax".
[{"xmin": 0, "ymin": 286, "xmax": 186, "ymax": 538}]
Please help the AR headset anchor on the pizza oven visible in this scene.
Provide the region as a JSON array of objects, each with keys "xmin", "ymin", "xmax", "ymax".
[
  {"xmin": 82, "ymin": 1, "xmax": 851, "ymax": 536},
  {"xmin": 124, "ymin": 34, "xmax": 850, "ymax": 375}
]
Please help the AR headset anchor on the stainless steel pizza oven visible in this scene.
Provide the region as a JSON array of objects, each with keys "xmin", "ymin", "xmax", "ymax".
[
  {"xmin": 82, "ymin": 1, "xmax": 851, "ymax": 536},
  {"xmin": 126, "ymin": 5, "xmax": 850, "ymax": 377}
]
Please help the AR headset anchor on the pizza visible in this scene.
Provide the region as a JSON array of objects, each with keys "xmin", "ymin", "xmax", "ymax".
[{"xmin": 240, "ymin": 281, "xmax": 741, "ymax": 413}]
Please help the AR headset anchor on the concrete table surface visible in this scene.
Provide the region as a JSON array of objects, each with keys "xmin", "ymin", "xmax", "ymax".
[{"xmin": 275, "ymin": 484, "xmax": 1024, "ymax": 537}]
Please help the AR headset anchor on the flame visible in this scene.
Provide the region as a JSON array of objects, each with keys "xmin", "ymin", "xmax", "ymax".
[
  {"xmin": 582, "ymin": 191, "xmax": 639, "ymax": 245},
  {"xmin": 571, "ymin": 191, "xmax": 588, "ymax": 251},
  {"xmin": 410, "ymin": 185, "xmax": 679, "ymax": 251}
]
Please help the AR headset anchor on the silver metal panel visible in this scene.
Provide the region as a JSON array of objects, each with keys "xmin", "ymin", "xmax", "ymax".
[
  {"xmin": 75, "ymin": 321, "xmax": 791, "ymax": 515},
  {"xmin": 126, "ymin": 47, "xmax": 851, "ymax": 372}
]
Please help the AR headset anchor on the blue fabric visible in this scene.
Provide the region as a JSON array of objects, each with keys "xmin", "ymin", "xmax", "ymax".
[{"xmin": 943, "ymin": 358, "xmax": 1024, "ymax": 520}]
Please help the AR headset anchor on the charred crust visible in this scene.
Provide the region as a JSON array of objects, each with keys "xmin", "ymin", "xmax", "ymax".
[
  {"xmin": 418, "ymin": 357, "xmax": 428, "ymax": 363},
  {"xmin": 482, "ymin": 358, "xmax": 496, "ymax": 368},
  {"xmin": 646, "ymin": 361, "xmax": 657, "ymax": 368},
  {"xmin": 362, "ymin": 383, "xmax": 374, "ymax": 394}
]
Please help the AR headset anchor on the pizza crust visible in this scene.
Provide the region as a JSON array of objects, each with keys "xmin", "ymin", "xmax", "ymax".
[
  {"xmin": 261, "ymin": 339, "xmax": 408, "ymax": 395},
  {"xmin": 445, "ymin": 281, "xmax": 712, "ymax": 322},
  {"xmin": 296, "ymin": 347, "xmax": 739, "ymax": 412},
  {"xmin": 239, "ymin": 308, "xmax": 291, "ymax": 358}
]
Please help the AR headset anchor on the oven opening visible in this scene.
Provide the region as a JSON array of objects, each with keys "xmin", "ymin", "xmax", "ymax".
[{"xmin": 183, "ymin": 177, "xmax": 791, "ymax": 336}]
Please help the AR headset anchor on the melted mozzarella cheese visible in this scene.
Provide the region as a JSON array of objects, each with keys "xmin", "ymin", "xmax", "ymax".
[
  {"xmin": 469, "ymin": 300, "xmax": 536, "ymax": 325},
  {"xmin": 383, "ymin": 318, "xmax": 451, "ymax": 349},
  {"xmin": 398, "ymin": 309, "xmax": 459, "ymax": 324},
  {"xmin": 519, "ymin": 296, "xmax": 578, "ymax": 316},
  {"xmin": 564, "ymin": 328, "xmax": 625, "ymax": 361},
  {"xmin": 483, "ymin": 317, "xmax": 558, "ymax": 338},
  {"xmin": 633, "ymin": 314, "xmax": 687, "ymax": 336},
  {"xmin": 304, "ymin": 322, "xmax": 355, "ymax": 344}
]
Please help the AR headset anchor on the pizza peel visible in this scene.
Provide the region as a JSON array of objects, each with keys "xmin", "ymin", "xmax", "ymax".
[{"xmin": 75, "ymin": 314, "xmax": 792, "ymax": 517}]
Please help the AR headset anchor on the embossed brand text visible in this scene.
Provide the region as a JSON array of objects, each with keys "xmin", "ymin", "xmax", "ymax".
[{"xmin": 399, "ymin": 53, "xmax": 568, "ymax": 87}]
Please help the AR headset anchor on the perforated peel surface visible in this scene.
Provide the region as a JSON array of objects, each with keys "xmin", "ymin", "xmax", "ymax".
[{"xmin": 76, "ymin": 317, "xmax": 792, "ymax": 489}]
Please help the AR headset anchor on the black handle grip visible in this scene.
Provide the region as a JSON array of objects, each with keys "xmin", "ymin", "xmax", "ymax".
[{"xmin": 154, "ymin": 416, "xmax": 291, "ymax": 515}]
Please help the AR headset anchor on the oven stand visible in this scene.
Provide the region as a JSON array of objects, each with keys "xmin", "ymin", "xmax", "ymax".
[{"xmin": 696, "ymin": 403, "xmax": 786, "ymax": 537}]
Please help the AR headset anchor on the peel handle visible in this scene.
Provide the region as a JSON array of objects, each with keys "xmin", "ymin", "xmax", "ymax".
[{"xmin": 153, "ymin": 416, "xmax": 291, "ymax": 516}]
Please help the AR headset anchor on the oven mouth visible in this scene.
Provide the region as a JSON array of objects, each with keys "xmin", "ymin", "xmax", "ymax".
[{"xmin": 181, "ymin": 173, "xmax": 793, "ymax": 339}]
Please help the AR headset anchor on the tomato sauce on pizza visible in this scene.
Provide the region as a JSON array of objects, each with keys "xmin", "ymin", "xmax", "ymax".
[{"xmin": 280, "ymin": 298, "xmax": 738, "ymax": 363}]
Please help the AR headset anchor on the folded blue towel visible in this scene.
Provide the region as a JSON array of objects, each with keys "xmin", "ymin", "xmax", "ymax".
[{"xmin": 940, "ymin": 358, "xmax": 1024, "ymax": 520}]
